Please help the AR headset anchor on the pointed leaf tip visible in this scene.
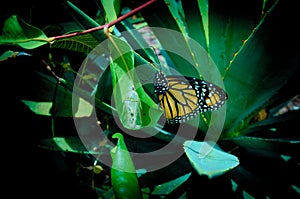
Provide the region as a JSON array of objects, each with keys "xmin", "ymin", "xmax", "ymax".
[{"xmin": 183, "ymin": 140, "xmax": 239, "ymax": 179}]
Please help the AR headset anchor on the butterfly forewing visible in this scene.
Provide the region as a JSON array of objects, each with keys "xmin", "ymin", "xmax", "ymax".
[{"xmin": 161, "ymin": 92, "xmax": 177, "ymax": 119}]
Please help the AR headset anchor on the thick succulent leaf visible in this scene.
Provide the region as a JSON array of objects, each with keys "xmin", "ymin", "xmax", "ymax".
[
  {"xmin": 137, "ymin": 1, "xmax": 259, "ymax": 133},
  {"xmin": 292, "ymin": 186, "xmax": 300, "ymax": 195},
  {"xmin": 138, "ymin": 152, "xmax": 192, "ymax": 189},
  {"xmin": 110, "ymin": 133, "xmax": 142, "ymax": 199},
  {"xmin": 242, "ymin": 110, "xmax": 300, "ymax": 136},
  {"xmin": 164, "ymin": 0, "xmax": 187, "ymax": 35},
  {"xmin": 139, "ymin": 0, "xmax": 199, "ymax": 76},
  {"xmin": 227, "ymin": 136, "xmax": 300, "ymax": 157},
  {"xmin": 197, "ymin": 0, "xmax": 209, "ymax": 49},
  {"xmin": 269, "ymin": 94, "xmax": 300, "ymax": 117},
  {"xmin": 183, "ymin": 140, "xmax": 239, "ymax": 179},
  {"xmin": 182, "ymin": 1, "xmax": 270, "ymax": 134},
  {"xmin": 181, "ymin": 0, "xmax": 209, "ymax": 51},
  {"xmin": 222, "ymin": 1, "xmax": 299, "ymax": 133},
  {"xmin": 230, "ymin": 152, "xmax": 300, "ymax": 198},
  {"xmin": 0, "ymin": 15, "xmax": 49, "ymax": 49},
  {"xmin": 209, "ymin": 1, "xmax": 262, "ymax": 76},
  {"xmin": 230, "ymin": 166, "xmax": 277, "ymax": 198},
  {"xmin": 138, "ymin": 0, "xmax": 299, "ymax": 136},
  {"xmin": 150, "ymin": 172, "xmax": 191, "ymax": 195}
]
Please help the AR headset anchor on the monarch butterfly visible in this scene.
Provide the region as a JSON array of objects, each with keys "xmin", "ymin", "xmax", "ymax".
[{"xmin": 153, "ymin": 71, "xmax": 228, "ymax": 124}]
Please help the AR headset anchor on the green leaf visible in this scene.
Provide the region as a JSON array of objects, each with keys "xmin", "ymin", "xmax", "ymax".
[
  {"xmin": 224, "ymin": 47, "xmax": 296, "ymax": 133},
  {"xmin": 21, "ymin": 98, "xmax": 93, "ymax": 117},
  {"xmin": 227, "ymin": 136, "xmax": 300, "ymax": 157},
  {"xmin": 18, "ymin": 71, "xmax": 74, "ymax": 117},
  {"xmin": 21, "ymin": 100, "xmax": 53, "ymax": 116},
  {"xmin": 181, "ymin": 1, "xmax": 207, "ymax": 51},
  {"xmin": 37, "ymin": 136, "xmax": 100, "ymax": 154},
  {"xmin": 50, "ymin": 33, "xmax": 99, "ymax": 54},
  {"xmin": 140, "ymin": 0, "xmax": 199, "ymax": 76},
  {"xmin": 164, "ymin": 0, "xmax": 188, "ymax": 36},
  {"xmin": 101, "ymin": 0, "xmax": 121, "ymax": 32},
  {"xmin": 163, "ymin": 1, "xmax": 285, "ymax": 135},
  {"xmin": 139, "ymin": 1, "xmax": 228, "ymax": 129},
  {"xmin": 220, "ymin": 1, "xmax": 298, "ymax": 133},
  {"xmin": 183, "ymin": 140, "xmax": 239, "ymax": 179},
  {"xmin": 208, "ymin": 1, "xmax": 262, "ymax": 77},
  {"xmin": 108, "ymin": 35, "xmax": 134, "ymax": 78},
  {"xmin": 198, "ymin": 0, "xmax": 209, "ymax": 51},
  {"xmin": 118, "ymin": 20, "xmax": 159, "ymax": 64},
  {"xmin": 110, "ymin": 133, "xmax": 142, "ymax": 199},
  {"xmin": 109, "ymin": 35, "xmax": 163, "ymax": 129},
  {"xmin": 291, "ymin": 185, "xmax": 300, "ymax": 194},
  {"xmin": 242, "ymin": 110, "xmax": 300, "ymax": 135},
  {"xmin": 64, "ymin": 1, "xmax": 107, "ymax": 43},
  {"xmin": 0, "ymin": 15, "xmax": 48, "ymax": 49},
  {"xmin": 151, "ymin": 172, "xmax": 191, "ymax": 195},
  {"xmin": 18, "ymin": 70, "xmax": 96, "ymax": 117},
  {"xmin": 0, "ymin": 50, "xmax": 24, "ymax": 61}
]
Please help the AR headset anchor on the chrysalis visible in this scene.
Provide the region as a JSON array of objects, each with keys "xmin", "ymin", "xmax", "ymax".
[
  {"xmin": 121, "ymin": 84, "xmax": 142, "ymax": 130},
  {"xmin": 114, "ymin": 72, "xmax": 143, "ymax": 130}
]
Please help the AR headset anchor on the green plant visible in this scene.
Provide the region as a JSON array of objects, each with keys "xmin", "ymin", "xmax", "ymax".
[{"xmin": 3, "ymin": 0, "xmax": 300, "ymax": 198}]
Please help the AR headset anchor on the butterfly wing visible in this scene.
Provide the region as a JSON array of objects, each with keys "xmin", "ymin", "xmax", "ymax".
[
  {"xmin": 159, "ymin": 75, "xmax": 201, "ymax": 123},
  {"xmin": 154, "ymin": 72, "xmax": 227, "ymax": 124},
  {"xmin": 187, "ymin": 77, "xmax": 228, "ymax": 112}
]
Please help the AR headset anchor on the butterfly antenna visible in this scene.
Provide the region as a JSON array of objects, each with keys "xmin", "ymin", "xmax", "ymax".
[
  {"xmin": 150, "ymin": 46, "xmax": 161, "ymax": 64},
  {"xmin": 148, "ymin": 46, "xmax": 164, "ymax": 72}
]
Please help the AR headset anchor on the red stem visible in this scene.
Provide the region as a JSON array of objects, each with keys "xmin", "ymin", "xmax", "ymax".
[{"xmin": 51, "ymin": 0, "xmax": 156, "ymax": 41}]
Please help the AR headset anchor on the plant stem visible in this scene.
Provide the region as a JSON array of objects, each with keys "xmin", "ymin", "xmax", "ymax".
[{"xmin": 49, "ymin": 0, "xmax": 157, "ymax": 42}]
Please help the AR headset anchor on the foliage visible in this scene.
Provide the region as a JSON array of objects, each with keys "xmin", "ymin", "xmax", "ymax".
[{"xmin": 2, "ymin": 0, "xmax": 300, "ymax": 198}]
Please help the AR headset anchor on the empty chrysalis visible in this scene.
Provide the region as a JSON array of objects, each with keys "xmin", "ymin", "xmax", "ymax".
[{"xmin": 119, "ymin": 74, "xmax": 142, "ymax": 130}]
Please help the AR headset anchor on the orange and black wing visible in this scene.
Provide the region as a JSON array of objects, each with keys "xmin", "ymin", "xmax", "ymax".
[{"xmin": 154, "ymin": 72, "xmax": 228, "ymax": 124}]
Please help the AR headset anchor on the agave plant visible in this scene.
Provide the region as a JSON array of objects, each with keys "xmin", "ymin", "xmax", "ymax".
[{"xmin": 2, "ymin": 0, "xmax": 300, "ymax": 198}]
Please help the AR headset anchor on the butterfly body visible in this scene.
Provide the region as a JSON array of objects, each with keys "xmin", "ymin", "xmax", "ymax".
[{"xmin": 154, "ymin": 72, "xmax": 227, "ymax": 124}]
